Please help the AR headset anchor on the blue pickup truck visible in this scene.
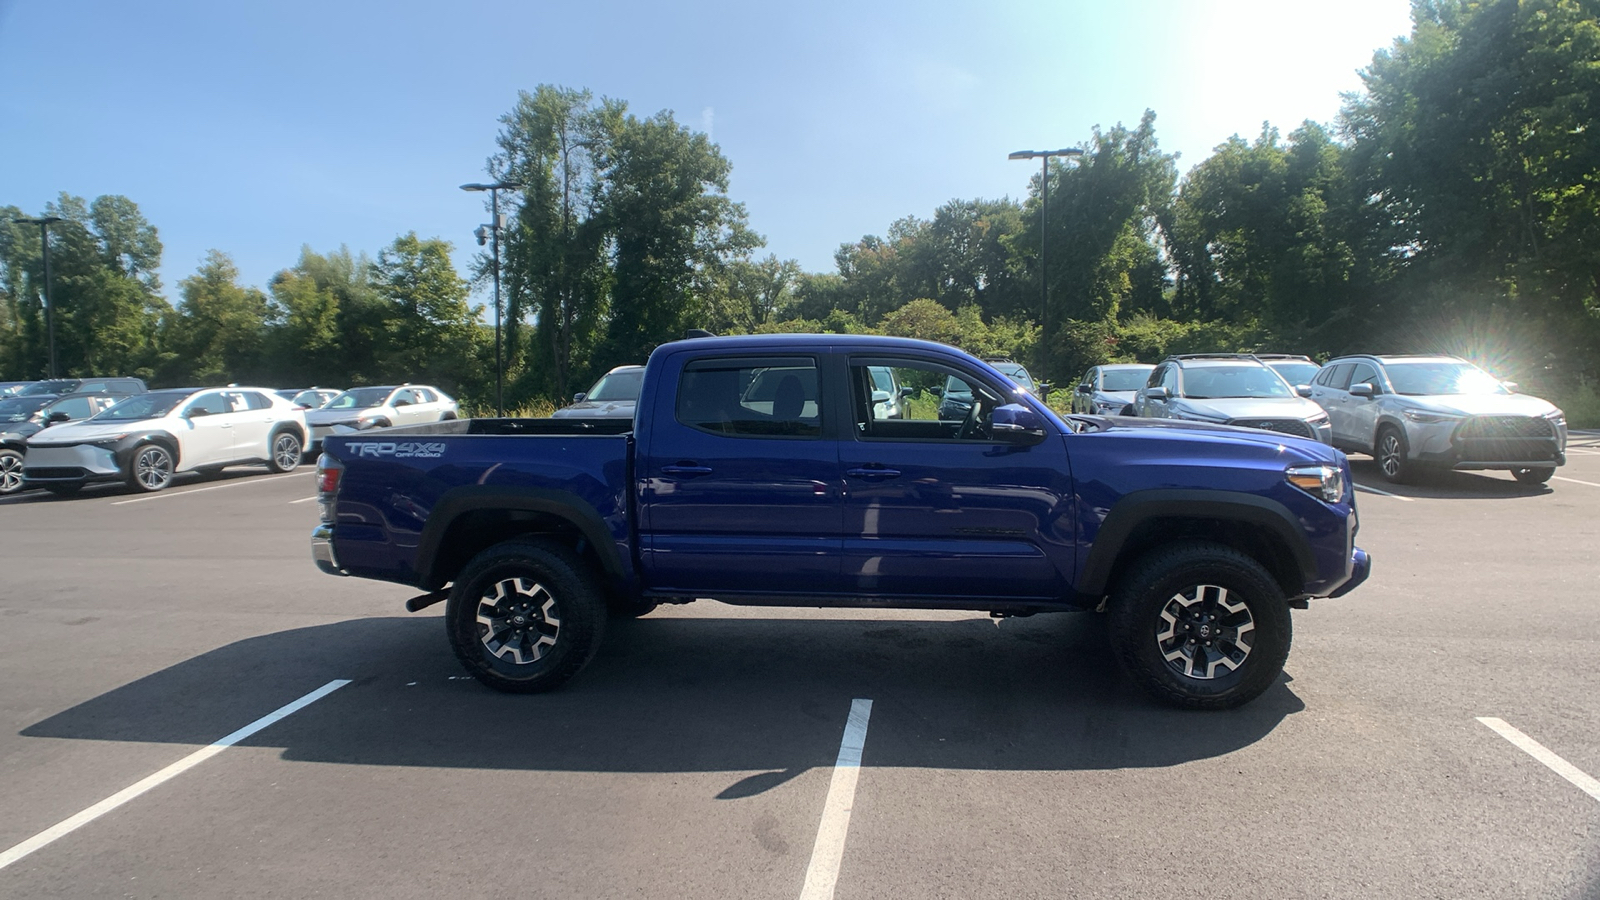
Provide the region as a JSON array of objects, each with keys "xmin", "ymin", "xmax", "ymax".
[{"xmin": 311, "ymin": 334, "xmax": 1370, "ymax": 709}]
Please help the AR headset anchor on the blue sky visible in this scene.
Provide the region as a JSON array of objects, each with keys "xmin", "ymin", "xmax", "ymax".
[{"xmin": 0, "ymin": 0, "xmax": 1414, "ymax": 301}]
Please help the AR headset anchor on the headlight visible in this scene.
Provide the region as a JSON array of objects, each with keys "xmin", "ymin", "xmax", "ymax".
[
  {"xmin": 1401, "ymin": 408, "xmax": 1463, "ymax": 424},
  {"xmin": 1307, "ymin": 412, "xmax": 1330, "ymax": 424},
  {"xmin": 1287, "ymin": 464, "xmax": 1345, "ymax": 503},
  {"xmin": 1546, "ymin": 409, "xmax": 1566, "ymax": 426},
  {"xmin": 88, "ymin": 433, "xmax": 131, "ymax": 447}
]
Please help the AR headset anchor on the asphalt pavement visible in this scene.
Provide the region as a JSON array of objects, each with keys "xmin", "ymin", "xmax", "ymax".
[{"xmin": 0, "ymin": 442, "xmax": 1596, "ymax": 899}]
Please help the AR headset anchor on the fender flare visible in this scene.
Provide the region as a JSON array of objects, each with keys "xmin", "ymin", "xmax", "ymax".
[
  {"xmin": 414, "ymin": 485, "xmax": 626, "ymax": 590},
  {"xmin": 114, "ymin": 431, "xmax": 183, "ymax": 470},
  {"xmin": 1078, "ymin": 489, "xmax": 1318, "ymax": 596}
]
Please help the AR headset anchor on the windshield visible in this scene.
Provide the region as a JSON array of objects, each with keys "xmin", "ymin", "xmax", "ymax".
[
  {"xmin": 0, "ymin": 396, "xmax": 52, "ymax": 422},
  {"xmin": 90, "ymin": 392, "xmax": 190, "ymax": 422},
  {"xmin": 586, "ymin": 369, "xmax": 644, "ymax": 402},
  {"xmin": 1101, "ymin": 369, "xmax": 1150, "ymax": 392},
  {"xmin": 18, "ymin": 380, "xmax": 77, "ymax": 396},
  {"xmin": 942, "ymin": 374, "xmax": 973, "ymax": 399},
  {"xmin": 1182, "ymin": 365, "xmax": 1294, "ymax": 399},
  {"xmin": 992, "ymin": 363, "xmax": 1034, "ymax": 388},
  {"xmin": 1267, "ymin": 362, "xmax": 1321, "ymax": 386},
  {"xmin": 325, "ymin": 388, "xmax": 394, "ymax": 409},
  {"xmin": 1384, "ymin": 362, "xmax": 1507, "ymax": 396},
  {"xmin": 292, "ymin": 390, "xmax": 330, "ymax": 408}
]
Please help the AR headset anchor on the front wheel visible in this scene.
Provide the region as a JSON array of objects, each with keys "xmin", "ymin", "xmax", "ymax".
[
  {"xmin": 0, "ymin": 449, "xmax": 23, "ymax": 494},
  {"xmin": 127, "ymin": 443, "xmax": 175, "ymax": 493},
  {"xmin": 1376, "ymin": 425, "xmax": 1413, "ymax": 484},
  {"xmin": 1512, "ymin": 466, "xmax": 1554, "ymax": 485},
  {"xmin": 268, "ymin": 431, "xmax": 303, "ymax": 473},
  {"xmin": 1107, "ymin": 541, "xmax": 1292, "ymax": 710},
  {"xmin": 445, "ymin": 539, "xmax": 607, "ymax": 693}
]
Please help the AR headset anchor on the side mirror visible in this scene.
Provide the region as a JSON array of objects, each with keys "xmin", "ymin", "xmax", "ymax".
[
  {"xmin": 929, "ymin": 386, "xmax": 943, "ymax": 397},
  {"xmin": 1295, "ymin": 384, "xmax": 1313, "ymax": 398},
  {"xmin": 186, "ymin": 407, "xmax": 210, "ymax": 418},
  {"xmin": 990, "ymin": 404, "xmax": 1048, "ymax": 445},
  {"xmin": 1349, "ymin": 383, "xmax": 1375, "ymax": 398},
  {"xmin": 870, "ymin": 390, "xmax": 891, "ymax": 406},
  {"xmin": 47, "ymin": 411, "xmax": 72, "ymax": 424},
  {"xmin": 899, "ymin": 386, "xmax": 914, "ymax": 398},
  {"xmin": 1076, "ymin": 384, "xmax": 1093, "ymax": 395},
  {"xmin": 1502, "ymin": 381, "xmax": 1519, "ymax": 393},
  {"xmin": 392, "ymin": 399, "xmax": 411, "ymax": 407},
  {"xmin": 1144, "ymin": 387, "xmax": 1168, "ymax": 401},
  {"xmin": 573, "ymin": 392, "xmax": 588, "ymax": 403}
]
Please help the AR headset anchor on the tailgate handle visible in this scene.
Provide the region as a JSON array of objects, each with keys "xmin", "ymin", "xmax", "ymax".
[
  {"xmin": 847, "ymin": 466, "xmax": 902, "ymax": 480},
  {"xmin": 661, "ymin": 464, "xmax": 713, "ymax": 477}
]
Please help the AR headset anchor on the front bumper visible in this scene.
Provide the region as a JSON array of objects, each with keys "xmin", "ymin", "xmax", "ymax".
[
  {"xmin": 1407, "ymin": 417, "xmax": 1566, "ymax": 470},
  {"xmin": 22, "ymin": 443, "xmax": 124, "ymax": 485},
  {"xmin": 311, "ymin": 523, "xmax": 345, "ymax": 576},
  {"xmin": 1327, "ymin": 548, "xmax": 1371, "ymax": 598}
]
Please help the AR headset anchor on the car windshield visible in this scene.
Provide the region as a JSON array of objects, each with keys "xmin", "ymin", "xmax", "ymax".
[
  {"xmin": 586, "ymin": 370, "xmax": 644, "ymax": 402},
  {"xmin": 18, "ymin": 380, "xmax": 77, "ymax": 396},
  {"xmin": 992, "ymin": 363, "xmax": 1034, "ymax": 388},
  {"xmin": 292, "ymin": 390, "xmax": 330, "ymax": 408},
  {"xmin": 0, "ymin": 396, "xmax": 53, "ymax": 422},
  {"xmin": 942, "ymin": 375, "xmax": 973, "ymax": 399},
  {"xmin": 325, "ymin": 388, "xmax": 394, "ymax": 409},
  {"xmin": 1268, "ymin": 362, "xmax": 1321, "ymax": 386},
  {"xmin": 90, "ymin": 392, "xmax": 190, "ymax": 421},
  {"xmin": 1384, "ymin": 362, "xmax": 1508, "ymax": 396},
  {"xmin": 1101, "ymin": 369, "xmax": 1150, "ymax": 392},
  {"xmin": 1182, "ymin": 365, "xmax": 1294, "ymax": 399}
]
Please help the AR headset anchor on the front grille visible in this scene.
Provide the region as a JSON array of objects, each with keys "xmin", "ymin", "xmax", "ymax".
[
  {"xmin": 23, "ymin": 467, "xmax": 87, "ymax": 480},
  {"xmin": 1455, "ymin": 416, "xmax": 1558, "ymax": 462},
  {"xmin": 1227, "ymin": 418, "xmax": 1314, "ymax": 438}
]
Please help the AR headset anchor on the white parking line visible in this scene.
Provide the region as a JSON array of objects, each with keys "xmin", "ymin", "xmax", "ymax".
[
  {"xmin": 289, "ymin": 496, "xmax": 319, "ymax": 504},
  {"xmin": 111, "ymin": 471, "xmax": 312, "ymax": 505},
  {"xmin": 1355, "ymin": 483, "xmax": 1415, "ymax": 502},
  {"xmin": 0, "ymin": 679, "xmax": 350, "ymax": 872},
  {"xmin": 800, "ymin": 699, "xmax": 873, "ymax": 900},
  {"xmin": 1477, "ymin": 717, "xmax": 1600, "ymax": 804},
  {"xmin": 1553, "ymin": 475, "xmax": 1600, "ymax": 488}
]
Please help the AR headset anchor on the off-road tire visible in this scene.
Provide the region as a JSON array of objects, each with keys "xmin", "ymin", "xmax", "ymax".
[
  {"xmin": 1107, "ymin": 541, "xmax": 1292, "ymax": 711},
  {"xmin": 1376, "ymin": 425, "xmax": 1413, "ymax": 484},
  {"xmin": 1512, "ymin": 466, "xmax": 1554, "ymax": 485},
  {"xmin": 445, "ymin": 539, "xmax": 607, "ymax": 693}
]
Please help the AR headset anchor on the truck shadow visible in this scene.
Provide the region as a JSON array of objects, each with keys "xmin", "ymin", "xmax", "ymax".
[{"xmin": 22, "ymin": 612, "xmax": 1302, "ymax": 792}]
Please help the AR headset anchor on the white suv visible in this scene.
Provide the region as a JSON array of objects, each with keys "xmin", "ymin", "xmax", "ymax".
[
  {"xmin": 303, "ymin": 385, "xmax": 458, "ymax": 453},
  {"xmin": 23, "ymin": 387, "xmax": 308, "ymax": 495}
]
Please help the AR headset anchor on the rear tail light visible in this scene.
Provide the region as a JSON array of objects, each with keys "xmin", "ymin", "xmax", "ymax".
[{"xmin": 316, "ymin": 453, "xmax": 343, "ymax": 523}]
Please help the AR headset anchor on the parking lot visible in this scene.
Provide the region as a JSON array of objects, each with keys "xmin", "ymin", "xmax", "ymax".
[{"xmin": 1, "ymin": 437, "xmax": 1597, "ymax": 899}]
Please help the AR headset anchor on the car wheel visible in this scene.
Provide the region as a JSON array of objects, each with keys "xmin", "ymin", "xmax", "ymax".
[
  {"xmin": 445, "ymin": 539, "xmax": 607, "ymax": 694},
  {"xmin": 268, "ymin": 431, "xmax": 303, "ymax": 473},
  {"xmin": 1376, "ymin": 425, "xmax": 1413, "ymax": 484},
  {"xmin": 1107, "ymin": 541, "xmax": 1292, "ymax": 710},
  {"xmin": 0, "ymin": 449, "xmax": 23, "ymax": 495},
  {"xmin": 1511, "ymin": 466, "xmax": 1555, "ymax": 485},
  {"xmin": 127, "ymin": 443, "xmax": 175, "ymax": 492},
  {"xmin": 43, "ymin": 483, "xmax": 82, "ymax": 497}
]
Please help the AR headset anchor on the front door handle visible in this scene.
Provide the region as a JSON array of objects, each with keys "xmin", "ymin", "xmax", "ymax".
[
  {"xmin": 661, "ymin": 464, "xmax": 713, "ymax": 477},
  {"xmin": 847, "ymin": 466, "xmax": 902, "ymax": 481}
]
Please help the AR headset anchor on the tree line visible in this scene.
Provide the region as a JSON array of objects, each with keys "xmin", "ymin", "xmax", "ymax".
[{"xmin": 2, "ymin": 0, "xmax": 1596, "ymax": 415}]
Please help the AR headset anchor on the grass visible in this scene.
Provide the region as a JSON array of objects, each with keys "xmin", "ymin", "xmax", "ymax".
[{"xmin": 1554, "ymin": 383, "xmax": 1600, "ymax": 430}]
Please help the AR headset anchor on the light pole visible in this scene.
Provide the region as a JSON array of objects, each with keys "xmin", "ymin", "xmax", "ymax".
[
  {"xmin": 1007, "ymin": 148, "xmax": 1083, "ymax": 348},
  {"xmin": 460, "ymin": 181, "xmax": 525, "ymax": 417},
  {"xmin": 12, "ymin": 216, "xmax": 64, "ymax": 378}
]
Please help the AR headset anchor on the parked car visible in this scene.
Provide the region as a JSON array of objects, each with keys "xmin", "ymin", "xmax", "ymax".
[
  {"xmin": 0, "ymin": 392, "xmax": 123, "ymax": 493},
  {"xmin": 277, "ymin": 388, "xmax": 342, "ymax": 410},
  {"xmin": 551, "ymin": 366, "xmax": 644, "ymax": 419},
  {"xmin": 1309, "ymin": 354, "xmax": 1567, "ymax": 484},
  {"xmin": 864, "ymin": 365, "xmax": 911, "ymax": 419},
  {"xmin": 311, "ymin": 333, "xmax": 1369, "ymax": 710},
  {"xmin": 0, "ymin": 381, "xmax": 33, "ymax": 399},
  {"xmin": 15, "ymin": 376, "xmax": 146, "ymax": 397},
  {"xmin": 23, "ymin": 387, "xmax": 307, "ymax": 495},
  {"xmin": 303, "ymin": 385, "xmax": 458, "ymax": 453},
  {"xmin": 1256, "ymin": 354, "xmax": 1322, "ymax": 391},
  {"xmin": 940, "ymin": 357, "xmax": 1043, "ymax": 420},
  {"xmin": 1131, "ymin": 354, "xmax": 1333, "ymax": 444},
  {"xmin": 1072, "ymin": 364, "xmax": 1156, "ymax": 415}
]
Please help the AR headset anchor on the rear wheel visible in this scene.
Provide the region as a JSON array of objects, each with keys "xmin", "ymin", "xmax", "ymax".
[
  {"xmin": 0, "ymin": 449, "xmax": 23, "ymax": 494},
  {"xmin": 445, "ymin": 539, "xmax": 607, "ymax": 693},
  {"xmin": 1512, "ymin": 466, "xmax": 1555, "ymax": 485},
  {"xmin": 268, "ymin": 431, "xmax": 303, "ymax": 473},
  {"xmin": 127, "ymin": 443, "xmax": 175, "ymax": 492},
  {"xmin": 1108, "ymin": 541, "xmax": 1292, "ymax": 710},
  {"xmin": 1376, "ymin": 425, "xmax": 1413, "ymax": 484}
]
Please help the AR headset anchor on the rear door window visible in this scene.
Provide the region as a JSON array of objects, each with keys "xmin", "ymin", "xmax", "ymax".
[{"xmin": 676, "ymin": 357, "xmax": 821, "ymax": 438}]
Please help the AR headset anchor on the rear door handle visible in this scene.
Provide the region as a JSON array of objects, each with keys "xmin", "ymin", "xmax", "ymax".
[
  {"xmin": 661, "ymin": 465, "xmax": 713, "ymax": 477},
  {"xmin": 847, "ymin": 466, "xmax": 902, "ymax": 480}
]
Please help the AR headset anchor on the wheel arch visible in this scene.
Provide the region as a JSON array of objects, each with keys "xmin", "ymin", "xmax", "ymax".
[
  {"xmin": 1080, "ymin": 490, "xmax": 1317, "ymax": 599},
  {"xmin": 116, "ymin": 431, "xmax": 183, "ymax": 470},
  {"xmin": 416, "ymin": 486, "xmax": 627, "ymax": 594}
]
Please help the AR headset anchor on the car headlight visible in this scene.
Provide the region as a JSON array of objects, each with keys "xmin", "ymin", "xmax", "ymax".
[
  {"xmin": 89, "ymin": 433, "xmax": 130, "ymax": 448},
  {"xmin": 1546, "ymin": 409, "xmax": 1566, "ymax": 427},
  {"xmin": 1287, "ymin": 464, "xmax": 1345, "ymax": 503},
  {"xmin": 1401, "ymin": 408, "xmax": 1463, "ymax": 424},
  {"xmin": 1307, "ymin": 411, "xmax": 1330, "ymax": 425}
]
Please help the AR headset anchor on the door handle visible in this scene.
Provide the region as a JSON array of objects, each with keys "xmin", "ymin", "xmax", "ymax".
[
  {"xmin": 847, "ymin": 466, "xmax": 902, "ymax": 480},
  {"xmin": 661, "ymin": 465, "xmax": 713, "ymax": 477}
]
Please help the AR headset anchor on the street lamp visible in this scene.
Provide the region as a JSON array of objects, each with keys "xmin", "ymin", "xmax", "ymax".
[
  {"xmin": 1007, "ymin": 148, "xmax": 1083, "ymax": 347},
  {"xmin": 11, "ymin": 216, "xmax": 65, "ymax": 378},
  {"xmin": 460, "ymin": 181, "xmax": 525, "ymax": 417}
]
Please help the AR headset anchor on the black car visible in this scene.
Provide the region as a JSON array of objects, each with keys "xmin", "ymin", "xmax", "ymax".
[
  {"xmin": 0, "ymin": 391, "xmax": 123, "ymax": 494},
  {"xmin": 14, "ymin": 376, "xmax": 146, "ymax": 397}
]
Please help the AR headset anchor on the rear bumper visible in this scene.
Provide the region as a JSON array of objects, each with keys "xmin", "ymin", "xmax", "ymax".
[{"xmin": 311, "ymin": 524, "xmax": 346, "ymax": 576}]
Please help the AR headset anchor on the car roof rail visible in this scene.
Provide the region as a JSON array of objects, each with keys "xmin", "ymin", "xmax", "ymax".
[{"xmin": 1166, "ymin": 353, "xmax": 1261, "ymax": 362}]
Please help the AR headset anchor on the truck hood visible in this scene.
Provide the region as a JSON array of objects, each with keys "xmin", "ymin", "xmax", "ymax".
[
  {"xmin": 1179, "ymin": 396, "xmax": 1325, "ymax": 421},
  {"xmin": 27, "ymin": 418, "xmax": 161, "ymax": 444},
  {"xmin": 1089, "ymin": 414, "xmax": 1339, "ymax": 463},
  {"xmin": 1392, "ymin": 393, "xmax": 1560, "ymax": 417}
]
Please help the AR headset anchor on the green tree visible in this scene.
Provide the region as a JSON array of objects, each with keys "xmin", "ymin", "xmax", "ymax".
[
  {"xmin": 369, "ymin": 233, "xmax": 485, "ymax": 394},
  {"xmin": 161, "ymin": 251, "xmax": 269, "ymax": 384}
]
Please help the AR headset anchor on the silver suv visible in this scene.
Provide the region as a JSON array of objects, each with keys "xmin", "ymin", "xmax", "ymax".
[
  {"xmin": 1131, "ymin": 354, "xmax": 1333, "ymax": 443},
  {"xmin": 1309, "ymin": 355, "xmax": 1567, "ymax": 484}
]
